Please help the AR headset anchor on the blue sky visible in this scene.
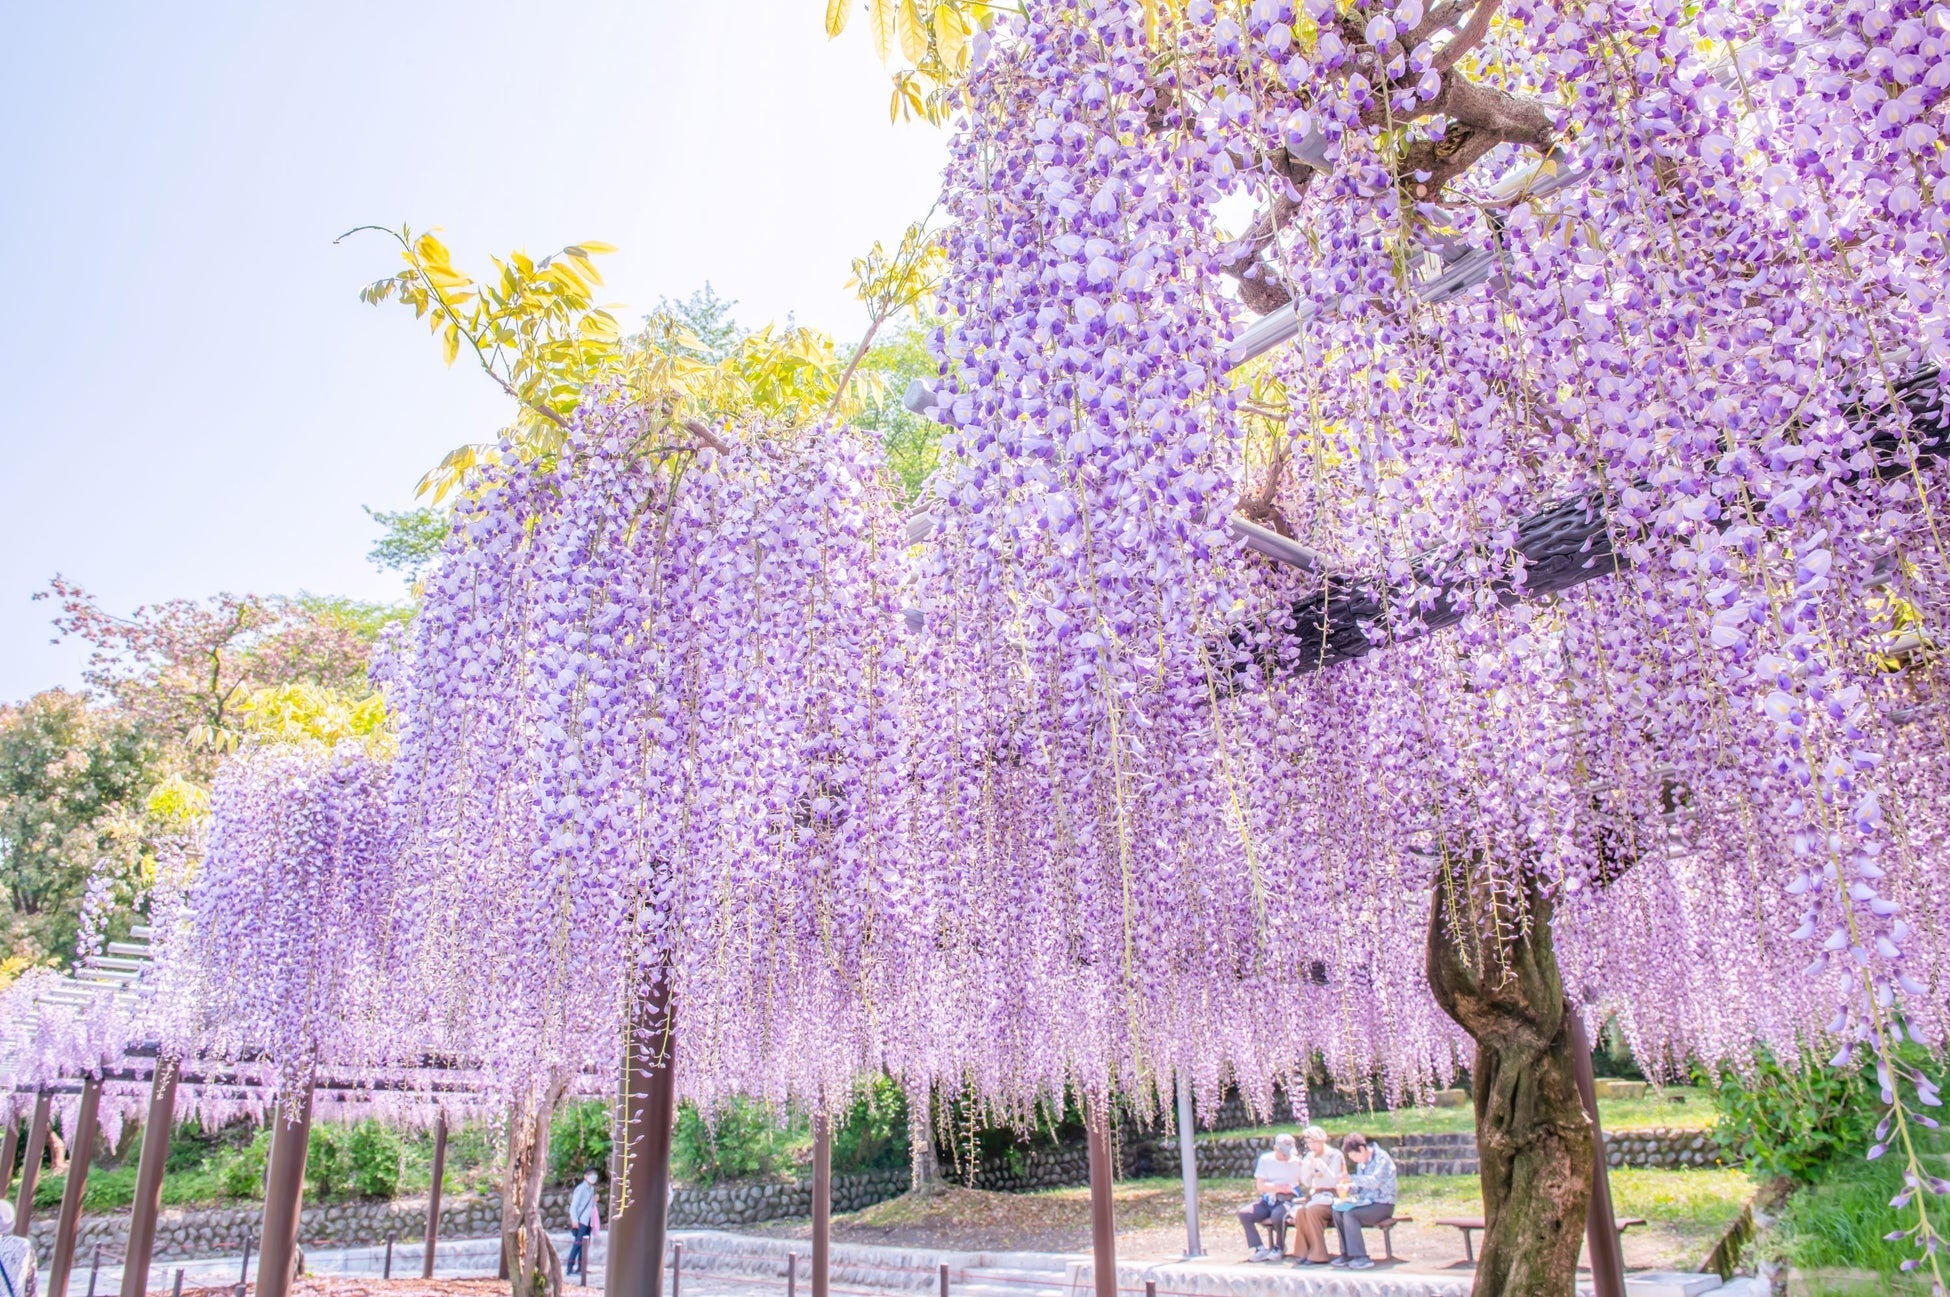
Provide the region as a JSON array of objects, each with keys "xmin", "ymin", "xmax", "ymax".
[{"xmin": 0, "ymin": 2, "xmax": 946, "ymax": 701}]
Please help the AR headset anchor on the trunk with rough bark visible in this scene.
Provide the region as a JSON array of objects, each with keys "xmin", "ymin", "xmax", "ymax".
[
  {"xmin": 502, "ymin": 1075, "xmax": 568, "ymax": 1297},
  {"xmin": 1426, "ymin": 866, "xmax": 1592, "ymax": 1297},
  {"xmin": 909, "ymin": 1084, "xmax": 942, "ymax": 1193}
]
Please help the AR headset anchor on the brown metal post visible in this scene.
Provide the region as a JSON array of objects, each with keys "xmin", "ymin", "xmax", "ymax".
[
  {"xmin": 1571, "ymin": 1014, "xmax": 1627, "ymax": 1297},
  {"xmin": 47, "ymin": 1075, "xmax": 103, "ymax": 1297},
  {"xmin": 422, "ymin": 1111, "xmax": 448, "ymax": 1279},
  {"xmin": 0, "ymin": 1119, "xmax": 19, "ymax": 1197},
  {"xmin": 811, "ymin": 1113, "xmax": 831, "ymax": 1297},
  {"xmin": 254, "ymin": 1081, "xmax": 315, "ymax": 1297},
  {"xmin": 607, "ymin": 970, "xmax": 677, "ymax": 1297},
  {"xmin": 1086, "ymin": 1101, "xmax": 1117, "ymax": 1297},
  {"xmin": 14, "ymin": 1092, "xmax": 51, "ymax": 1233},
  {"xmin": 121, "ymin": 1058, "xmax": 181, "ymax": 1297}
]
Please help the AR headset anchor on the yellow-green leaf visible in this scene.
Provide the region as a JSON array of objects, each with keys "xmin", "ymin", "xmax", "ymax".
[
  {"xmin": 825, "ymin": 0, "xmax": 851, "ymax": 37},
  {"xmin": 897, "ymin": 0, "xmax": 929, "ymax": 62},
  {"xmin": 934, "ymin": 4, "xmax": 966, "ymax": 68},
  {"xmin": 869, "ymin": 0, "xmax": 897, "ymax": 61}
]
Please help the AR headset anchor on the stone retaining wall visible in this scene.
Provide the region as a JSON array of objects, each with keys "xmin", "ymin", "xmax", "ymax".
[
  {"xmin": 960, "ymin": 1126, "xmax": 1724, "ymax": 1194},
  {"xmin": 28, "ymin": 1167, "xmax": 913, "ymax": 1266},
  {"xmin": 1603, "ymin": 1127, "xmax": 1726, "ymax": 1169}
]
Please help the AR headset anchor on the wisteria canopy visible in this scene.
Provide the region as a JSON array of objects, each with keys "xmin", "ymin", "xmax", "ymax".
[{"xmin": 5, "ymin": 0, "xmax": 1947, "ymax": 1260}]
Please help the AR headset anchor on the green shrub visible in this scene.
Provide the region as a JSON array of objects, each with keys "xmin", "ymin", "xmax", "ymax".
[
  {"xmin": 672, "ymin": 1098, "xmax": 804, "ymax": 1185},
  {"xmin": 832, "ymin": 1077, "xmax": 909, "ymax": 1174},
  {"xmin": 302, "ymin": 1121, "xmax": 403, "ymax": 1200},
  {"xmin": 217, "ymin": 1128, "xmax": 269, "ymax": 1200},
  {"xmin": 344, "ymin": 1122, "xmax": 403, "ymax": 1198},
  {"xmin": 549, "ymin": 1101, "xmax": 612, "ymax": 1187},
  {"xmin": 306, "ymin": 1125, "xmax": 346, "ymax": 1199},
  {"xmin": 1708, "ymin": 1050, "xmax": 1877, "ymax": 1183}
]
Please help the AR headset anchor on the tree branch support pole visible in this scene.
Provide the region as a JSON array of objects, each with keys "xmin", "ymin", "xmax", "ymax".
[
  {"xmin": 1175, "ymin": 1072, "xmax": 1202, "ymax": 1259},
  {"xmin": 121, "ymin": 1058, "xmax": 181, "ymax": 1297},
  {"xmin": 255, "ymin": 1081, "xmax": 316, "ymax": 1297},
  {"xmin": 608, "ymin": 970, "xmax": 677, "ymax": 1297},
  {"xmin": 423, "ymin": 1111, "xmax": 448, "ymax": 1279},
  {"xmin": 0, "ymin": 1119, "xmax": 19, "ymax": 1199},
  {"xmin": 1086, "ymin": 1100, "xmax": 1116, "ymax": 1297},
  {"xmin": 1570, "ymin": 1015, "xmax": 1626, "ymax": 1297},
  {"xmin": 812, "ymin": 1113, "xmax": 832, "ymax": 1297},
  {"xmin": 47, "ymin": 1075, "xmax": 103, "ymax": 1297},
  {"xmin": 14, "ymin": 1092, "xmax": 51, "ymax": 1234}
]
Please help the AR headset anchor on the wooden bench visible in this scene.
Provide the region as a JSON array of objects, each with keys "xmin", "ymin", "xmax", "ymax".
[
  {"xmin": 1374, "ymin": 1214, "xmax": 1412, "ymax": 1263},
  {"xmin": 1277, "ymin": 1211, "xmax": 1412, "ymax": 1263},
  {"xmin": 1435, "ymin": 1216, "xmax": 1648, "ymax": 1265}
]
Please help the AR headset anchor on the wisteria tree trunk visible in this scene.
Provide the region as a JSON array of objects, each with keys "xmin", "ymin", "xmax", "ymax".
[
  {"xmin": 909, "ymin": 1084, "xmax": 942, "ymax": 1192},
  {"xmin": 502, "ymin": 1074, "xmax": 568, "ymax": 1297},
  {"xmin": 1427, "ymin": 867, "xmax": 1592, "ymax": 1297}
]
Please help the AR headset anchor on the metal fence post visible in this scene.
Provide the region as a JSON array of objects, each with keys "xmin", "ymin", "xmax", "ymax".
[
  {"xmin": 788, "ymin": 1251, "xmax": 798, "ymax": 1297},
  {"xmin": 938, "ymin": 1262, "xmax": 950, "ymax": 1297},
  {"xmin": 670, "ymin": 1240, "xmax": 682, "ymax": 1297},
  {"xmin": 384, "ymin": 1234, "xmax": 395, "ymax": 1279},
  {"xmin": 171, "ymin": 1269, "xmax": 183, "ymax": 1297}
]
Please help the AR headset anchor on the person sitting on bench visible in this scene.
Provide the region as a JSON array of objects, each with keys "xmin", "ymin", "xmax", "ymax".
[
  {"xmin": 1288, "ymin": 1126, "xmax": 1347, "ymax": 1265},
  {"xmin": 1329, "ymin": 1134, "xmax": 1398, "ymax": 1270},
  {"xmin": 1237, "ymin": 1133, "xmax": 1303, "ymax": 1261}
]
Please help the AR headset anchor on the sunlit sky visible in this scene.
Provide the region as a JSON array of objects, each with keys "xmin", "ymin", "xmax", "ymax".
[{"xmin": 0, "ymin": 2, "xmax": 947, "ymax": 702}]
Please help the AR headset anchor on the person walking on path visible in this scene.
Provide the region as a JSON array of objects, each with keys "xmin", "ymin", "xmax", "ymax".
[
  {"xmin": 565, "ymin": 1169, "xmax": 600, "ymax": 1278},
  {"xmin": 1328, "ymin": 1134, "xmax": 1397, "ymax": 1270}
]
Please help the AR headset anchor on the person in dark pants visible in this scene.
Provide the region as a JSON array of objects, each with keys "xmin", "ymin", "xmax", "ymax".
[
  {"xmin": 1329, "ymin": 1134, "xmax": 1398, "ymax": 1270},
  {"xmin": 1236, "ymin": 1133, "xmax": 1303, "ymax": 1260},
  {"xmin": 565, "ymin": 1169, "xmax": 600, "ymax": 1277}
]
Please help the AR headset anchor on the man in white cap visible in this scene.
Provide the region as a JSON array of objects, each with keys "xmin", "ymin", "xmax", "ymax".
[{"xmin": 1236, "ymin": 1132, "xmax": 1302, "ymax": 1261}]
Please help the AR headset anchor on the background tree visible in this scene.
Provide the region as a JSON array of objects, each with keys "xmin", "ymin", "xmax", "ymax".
[
  {"xmin": 0, "ymin": 692, "xmax": 156, "ymax": 962},
  {"xmin": 37, "ymin": 578, "xmax": 386, "ymax": 771}
]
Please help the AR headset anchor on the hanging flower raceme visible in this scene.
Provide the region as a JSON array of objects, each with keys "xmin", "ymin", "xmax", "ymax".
[
  {"xmin": 912, "ymin": 0, "xmax": 1950, "ymax": 1186},
  {"xmin": 387, "ymin": 388, "xmax": 916, "ymax": 1113},
  {"xmin": 149, "ymin": 744, "xmax": 399, "ymax": 1095}
]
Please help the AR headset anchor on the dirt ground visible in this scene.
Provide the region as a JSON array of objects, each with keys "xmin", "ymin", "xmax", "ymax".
[
  {"xmin": 750, "ymin": 1173, "xmax": 1753, "ymax": 1273},
  {"xmin": 181, "ymin": 1284, "xmax": 511, "ymax": 1297}
]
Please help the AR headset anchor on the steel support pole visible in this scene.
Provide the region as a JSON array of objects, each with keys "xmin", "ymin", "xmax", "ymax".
[
  {"xmin": 422, "ymin": 1111, "xmax": 448, "ymax": 1279},
  {"xmin": 0, "ymin": 1120, "xmax": 19, "ymax": 1199},
  {"xmin": 254, "ymin": 1082, "xmax": 315, "ymax": 1297},
  {"xmin": 1570, "ymin": 1014, "xmax": 1627, "ymax": 1297},
  {"xmin": 607, "ymin": 971, "xmax": 676, "ymax": 1297},
  {"xmin": 47, "ymin": 1075, "xmax": 103, "ymax": 1297},
  {"xmin": 1175, "ymin": 1073, "xmax": 1202, "ymax": 1258},
  {"xmin": 811, "ymin": 1114, "xmax": 831, "ymax": 1297},
  {"xmin": 14, "ymin": 1092, "xmax": 51, "ymax": 1234},
  {"xmin": 121, "ymin": 1058, "xmax": 180, "ymax": 1297},
  {"xmin": 1086, "ymin": 1103, "xmax": 1117, "ymax": 1297}
]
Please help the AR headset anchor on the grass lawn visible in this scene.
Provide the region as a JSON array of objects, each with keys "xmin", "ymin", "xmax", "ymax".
[
  {"xmin": 1212, "ymin": 1084, "xmax": 1715, "ymax": 1142},
  {"xmin": 759, "ymin": 1168, "xmax": 1754, "ymax": 1274},
  {"xmin": 1393, "ymin": 1170, "xmax": 1755, "ymax": 1272}
]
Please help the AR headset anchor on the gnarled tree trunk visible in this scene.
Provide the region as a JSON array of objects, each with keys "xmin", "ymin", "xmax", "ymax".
[
  {"xmin": 503, "ymin": 1073, "xmax": 569, "ymax": 1297},
  {"xmin": 1427, "ymin": 866, "xmax": 1591, "ymax": 1297},
  {"xmin": 909, "ymin": 1084, "xmax": 942, "ymax": 1193}
]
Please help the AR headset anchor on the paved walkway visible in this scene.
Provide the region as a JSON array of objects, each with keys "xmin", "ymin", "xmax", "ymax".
[{"xmin": 91, "ymin": 1231, "xmax": 1761, "ymax": 1297}]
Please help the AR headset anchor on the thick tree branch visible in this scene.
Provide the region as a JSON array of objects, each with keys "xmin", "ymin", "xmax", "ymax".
[
  {"xmin": 1434, "ymin": 0, "xmax": 1504, "ymax": 71},
  {"xmin": 1218, "ymin": 148, "xmax": 1315, "ymax": 313},
  {"xmin": 1398, "ymin": 76, "xmax": 1557, "ymax": 200}
]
